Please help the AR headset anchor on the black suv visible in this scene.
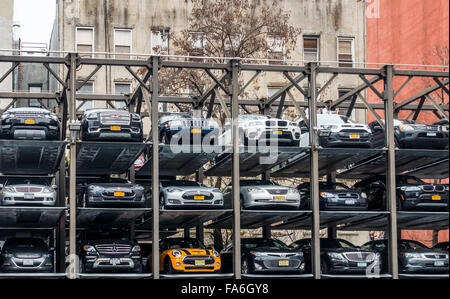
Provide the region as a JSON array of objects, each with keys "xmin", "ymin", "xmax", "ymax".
[
  {"xmin": 156, "ymin": 112, "xmax": 220, "ymax": 145},
  {"xmin": 354, "ymin": 175, "xmax": 449, "ymax": 211},
  {"xmin": 361, "ymin": 239, "xmax": 449, "ymax": 274},
  {"xmin": 80, "ymin": 109, "xmax": 143, "ymax": 142},
  {"xmin": 297, "ymin": 182, "xmax": 368, "ymax": 211},
  {"xmin": 369, "ymin": 119, "xmax": 449, "ymax": 149},
  {"xmin": 78, "ymin": 230, "xmax": 143, "ymax": 273},
  {"xmin": 290, "ymin": 238, "xmax": 380, "ymax": 274},
  {"xmin": 0, "ymin": 107, "xmax": 60, "ymax": 140},
  {"xmin": 78, "ymin": 178, "xmax": 147, "ymax": 208},
  {"xmin": 0, "ymin": 238, "xmax": 54, "ymax": 273}
]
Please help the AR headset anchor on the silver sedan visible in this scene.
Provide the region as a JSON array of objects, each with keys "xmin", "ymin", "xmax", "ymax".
[
  {"xmin": 0, "ymin": 177, "xmax": 57, "ymax": 206},
  {"xmin": 223, "ymin": 180, "xmax": 301, "ymax": 209},
  {"xmin": 158, "ymin": 180, "xmax": 224, "ymax": 209}
]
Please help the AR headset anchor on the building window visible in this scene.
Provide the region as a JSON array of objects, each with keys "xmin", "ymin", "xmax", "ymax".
[
  {"xmin": 303, "ymin": 36, "xmax": 319, "ymax": 62},
  {"xmin": 267, "ymin": 35, "xmax": 285, "ymax": 64},
  {"xmin": 151, "ymin": 29, "xmax": 169, "ymax": 55},
  {"xmin": 224, "ymin": 34, "xmax": 240, "ymax": 57},
  {"xmin": 114, "ymin": 29, "xmax": 132, "ymax": 59},
  {"xmin": 267, "ymin": 86, "xmax": 282, "ymax": 98},
  {"xmin": 76, "ymin": 27, "xmax": 94, "ymax": 58},
  {"xmin": 338, "ymin": 38, "xmax": 354, "ymax": 67},
  {"xmin": 114, "ymin": 83, "xmax": 131, "ymax": 109},
  {"xmin": 77, "ymin": 82, "xmax": 94, "ymax": 111},
  {"xmin": 29, "ymin": 84, "xmax": 42, "ymax": 108},
  {"xmin": 188, "ymin": 31, "xmax": 206, "ymax": 57}
]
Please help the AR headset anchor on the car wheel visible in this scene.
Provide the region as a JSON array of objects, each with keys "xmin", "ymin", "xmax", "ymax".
[
  {"xmin": 164, "ymin": 257, "xmax": 173, "ymax": 274},
  {"xmin": 321, "ymin": 261, "xmax": 328, "ymax": 274},
  {"xmin": 241, "ymin": 258, "xmax": 251, "ymax": 274},
  {"xmin": 160, "ymin": 194, "xmax": 165, "ymax": 210}
]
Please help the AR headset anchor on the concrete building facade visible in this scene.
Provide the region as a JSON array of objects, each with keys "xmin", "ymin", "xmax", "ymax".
[{"xmin": 0, "ymin": 0, "xmax": 14, "ymax": 110}]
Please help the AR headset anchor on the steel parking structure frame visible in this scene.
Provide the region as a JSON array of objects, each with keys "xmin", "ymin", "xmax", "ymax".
[{"xmin": 0, "ymin": 52, "xmax": 448, "ymax": 280}]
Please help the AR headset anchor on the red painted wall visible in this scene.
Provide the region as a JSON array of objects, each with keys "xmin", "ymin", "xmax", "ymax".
[{"xmin": 365, "ymin": 0, "xmax": 449, "ymax": 245}]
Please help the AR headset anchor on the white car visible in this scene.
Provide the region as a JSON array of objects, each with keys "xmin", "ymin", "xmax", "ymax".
[
  {"xmin": 298, "ymin": 113, "xmax": 373, "ymax": 148},
  {"xmin": 219, "ymin": 115, "xmax": 301, "ymax": 146}
]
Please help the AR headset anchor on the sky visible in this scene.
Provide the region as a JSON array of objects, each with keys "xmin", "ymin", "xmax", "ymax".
[{"xmin": 14, "ymin": 0, "xmax": 56, "ymax": 46}]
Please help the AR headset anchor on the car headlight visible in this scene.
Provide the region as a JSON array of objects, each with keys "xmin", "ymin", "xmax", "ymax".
[
  {"xmin": 328, "ymin": 252, "xmax": 345, "ymax": 260},
  {"xmin": 211, "ymin": 188, "xmax": 222, "ymax": 193},
  {"xmin": 168, "ymin": 120, "xmax": 183, "ymax": 128},
  {"xmin": 131, "ymin": 245, "xmax": 141, "ymax": 253},
  {"xmin": 83, "ymin": 245, "xmax": 97, "ymax": 254},
  {"xmin": 322, "ymin": 125, "xmax": 338, "ymax": 130},
  {"xmin": 87, "ymin": 113, "xmax": 98, "ymax": 120},
  {"xmin": 404, "ymin": 252, "xmax": 422, "ymax": 258},
  {"xmin": 51, "ymin": 114, "xmax": 59, "ymax": 121},
  {"xmin": 1, "ymin": 113, "xmax": 10, "ymax": 120},
  {"xmin": 211, "ymin": 250, "xmax": 220, "ymax": 257},
  {"xmin": 133, "ymin": 185, "xmax": 145, "ymax": 191},
  {"xmin": 320, "ymin": 192, "xmax": 334, "ymax": 198},
  {"xmin": 42, "ymin": 187, "xmax": 55, "ymax": 193},
  {"xmin": 400, "ymin": 186, "xmax": 421, "ymax": 192},
  {"xmin": 399, "ymin": 124, "xmax": 414, "ymax": 132},
  {"xmin": 172, "ymin": 250, "xmax": 182, "ymax": 258},
  {"xmin": 131, "ymin": 114, "xmax": 141, "ymax": 121},
  {"xmin": 361, "ymin": 192, "xmax": 367, "ymax": 199},
  {"xmin": 246, "ymin": 188, "xmax": 265, "ymax": 193},
  {"xmin": 250, "ymin": 251, "xmax": 266, "ymax": 257},
  {"xmin": 167, "ymin": 187, "xmax": 183, "ymax": 193},
  {"xmin": 3, "ymin": 187, "xmax": 15, "ymax": 192},
  {"xmin": 288, "ymin": 188, "xmax": 299, "ymax": 194}
]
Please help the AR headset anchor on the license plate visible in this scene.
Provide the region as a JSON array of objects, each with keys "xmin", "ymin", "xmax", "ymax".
[
  {"xmin": 114, "ymin": 192, "xmax": 125, "ymax": 197},
  {"xmin": 25, "ymin": 119, "xmax": 36, "ymax": 124},
  {"xmin": 278, "ymin": 260, "xmax": 289, "ymax": 266},
  {"xmin": 273, "ymin": 130, "xmax": 283, "ymax": 135},
  {"xmin": 110, "ymin": 258, "xmax": 120, "ymax": 265},
  {"xmin": 23, "ymin": 259, "xmax": 34, "ymax": 266},
  {"xmin": 357, "ymin": 262, "xmax": 367, "ymax": 268},
  {"xmin": 194, "ymin": 195, "xmax": 205, "ymax": 200},
  {"xmin": 110, "ymin": 126, "xmax": 121, "ymax": 131},
  {"xmin": 349, "ymin": 134, "xmax": 360, "ymax": 139},
  {"xmin": 345, "ymin": 199, "xmax": 355, "ymax": 205},
  {"xmin": 191, "ymin": 128, "xmax": 202, "ymax": 134},
  {"xmin": 273, "ymin": 196, "xmax": 285, "ymax": 201},
  {"xmin": 195, "ymin": 260, "xmax": 205, "ymax": 266},
  {"xmin": 432, "ymin": 195, "xmax": 441, "ymax": 200},
  {"xmin": 427, "ymin": 132, "xmax": 437, "ymax": 137},
  {"xmin": 435, "ymin": 261, "xmax": 444, "ymax": 267},
  {"xmin": 24, "ymin": 193, "xmax": 34, "ymax": 199}
]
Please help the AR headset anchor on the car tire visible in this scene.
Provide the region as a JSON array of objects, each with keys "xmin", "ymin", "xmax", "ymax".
[
  {"xmin": 241, "ymin": 258, "xmax": 251, "ymax": 274},
  {"xmin": 321, "ymin": 261, "xmax": 329, "ymax": 274},
  {"xmin": 160, "ymin": 194, "xmax": 165, "ymax": 210},
  {"xmin": 164, "ymin": 257, "xmax": 173, "ymax": 274}
]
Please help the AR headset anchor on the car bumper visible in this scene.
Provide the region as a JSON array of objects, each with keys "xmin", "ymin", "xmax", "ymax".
[
  {"xmin": 401, "ymin": 262, "xmax": 449, "ymax": 274},
  {"xmin": 252, "ymin": 257, "xmax": 305, "ymax": 273},
  {"xmin": 247, "ymin": 130, "xmax": 300, "ymax": 146},
  {"xmin": 1, "ymin": 257, "xmax": 54, "ymax": 272},
  {"xmin": 243, "ymin": 194, "xmax": 301, "ymax": 209},
  {"xmin": 401, "ymin": 194, "xmax": 449, "ymax": 210},
  {"xmin": 165, "ymin": 128, "xmax": 219, "ymax": 144},
  {"xmin": 323, "ymin": 201, "xmax": 368, "ymax": 211},
  {"xmin": 83, "ymin": 257, "xmax": 142, "ymax": 273},
  {"xmin": 85, "ymin": 200, "xmax": 146, "ymax": 208},
  {"xmin": 164, "ymin": 198, "xmax": 224, "ymax": 209},
  {"xmin": 1, "ymin": 193, "xmax": 57, "ymax": 206},
  {"xmin": 169, "ymin": 257, "xmax": 221, "ymax": 273},
  {"xmin": 397, "ymin": 132, "xmax": 448, "ymax": 149},
  {"xmin": 82, "ymin": 127, "xmax": 143, "ymax": 142},
  {"xmin": 319, "ymin": 132, "xmax": 372, "ymax": 148}
]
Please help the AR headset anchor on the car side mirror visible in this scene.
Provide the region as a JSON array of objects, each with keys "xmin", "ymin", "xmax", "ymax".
[
  {"xmin": 373, "ymin": 125, "xmax": 383, "ymax": 132},
  {"xmin": 77, "ymin": 115, "xmax": 83, "ymax": 121},
  {"xmin": 371, "ymin": 182, "xmax": 384, "ymax": 189},
  {"xmin": 51, "ymin": 185, "xmax": 58, "ymax": 190},
  {"xmin": 301, "ymin": 126, "xmax": 309, "ymax": 132}
]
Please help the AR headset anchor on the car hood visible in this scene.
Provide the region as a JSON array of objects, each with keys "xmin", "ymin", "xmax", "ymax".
[
  {"xmin": 398, "ymin": 124, "xmax": 440, "ymax": 131},
  {"xmin": 323, "ymin": 248, "xmax": 373, "ymax": 254},
  {"xmin": 163, "ymin": 186, "xmax": 216, "ymax": 192},
  {"xmin": 8, "ymin": 247, "xmax": 48, "ymax": 258},
  {"xmin": 86, "ymin": 239, "xmax": 133, "ymax": 246},
  {"xmin": 172, "ymin": 248, "xmax": 210, "ymax": 255},
  {"xmin": 247, "ymin": 247, "xmax": 301, "ymax": 254},
  {"xmin": 7, "ymin": 184, "xmax": 46, "ymax": 189},
  {"xmin": 88, "ymin": 183, "xmax": 140, "ymax": 189},
  {"xmin": 400, "ymin": 248, "xmax": 448, "ymax": 255},
  {"xmin": 241, "ymin": 185, "xmax": 290, "ymax": 190}
]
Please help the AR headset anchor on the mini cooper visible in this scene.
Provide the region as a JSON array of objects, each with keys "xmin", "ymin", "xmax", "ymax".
[
  {"xmin": 157, "ymin": 238, "xmax": 221, "ymax": 274},
  {"xmin": 298, "ymin": 113, "xmax": 373, "ymax": 148},
  {"xmin": 0, "ymin": 107, "xmax": 60, "ymax": 140},
  {"xmin": 80, "ymin": 109, "xmax": 143, "ymax": 142}
]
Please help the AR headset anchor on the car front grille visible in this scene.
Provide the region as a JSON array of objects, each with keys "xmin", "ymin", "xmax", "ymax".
[
  {"xmin": 102, "ymin": 190, "xmax": 135, "ymax": 197},
  {"xmin": 417, "ymin": 132, "xmax": 444, "ymax": 138},
  {"xmin": 182, "ymin": 120, "xmax": 208, "ymax": 127},
  {"xmin": 95, "ymin": 245, "xmax": 131, "ymax": 254},
  {"xmin": 266, "ymin": 253, "xmax": 298, "ymax": 257},
  {"xmin": 266, "ymin": 189, "xmax": 289, "ymax": 195},
  {"xmin": 337, "ymin": 193, "xmax": 359, "ymax": 199},
  {"xmin": 100, "ymin": 113, "xmax": 130, "ymax": 125},
  {"xmin": 14, "ymin": 186, "xmax": 44, "ymax": 192},
  {"xmin": 340, "ymin": 129, "xmax": 368, "ymax": 133},
  {"xmin": 263, "ymin": 259, "xmax": 301, "ymax": 269},
  {"xmin": 182, "ymin": 191, "xmax": 214, "ymax": 200},
  {"xmin": 424, "ymin": 254, "xmax": 447, "ymax": 259},
  {"xmin": 343, "ymin": 252, "xmax": 375, "ymax": 262},
  {"xmin": 15, "ymin": 113, "xmax": 44, "ymax": 118},
  {"xmin": 265, "ymin": 120, "xmax": 288, "ymax": 127},
  {"xmin": 421, "ymin": 185, "xmax": 445, "ymax": 192},
  {"xmin": 182, "ymin": 255, "xmax": 215, "ymax": 265}
]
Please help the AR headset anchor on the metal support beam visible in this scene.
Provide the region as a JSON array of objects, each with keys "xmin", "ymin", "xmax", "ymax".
[
  {"xmin": 205, "ymin": 69, "xmax": 230, "ymax": 95},
  {"xmin": 198, "ymin": 72, "xmax": 229, "ymax": 105},
  {"xmin": 0, "ymin": 62, "xmax": 19, "ymax": 84},
  {"xmin": 384, "ymin": 65, "xmax": 399, "ymax": 279},
  {"xmin": 356, "ymin": 92, "xmax": 385, "ymax": 130},
  {"xmin": 283, "ymin": 72, "xmax": 308, "ymax": 97},
  {"xmin": 231, "ymin": 59, "xmax": 241, "ymax": 279},
  {"xmin": 359, "ymin": 74, "xmax": 384, "ymax": 100},
  {"xmin": 196, "ymin": 226, "xmax": 204, "ymax": 243},
  {"xmin": 308, "ymin": 62, "xmax": 321, "ymax": 279},
  {"xmin": 276, "ymin": 92, "xmax": 286, "ymax": 118},
  {"xmin": 126, "ymin": 66, "xmax": 150, "ymax": 92},
  {"xmin": 184, "ymin": 228, "xmax": 190, "ymax": 238},
  {"xmin": 433, "ymin": 77, "xmax": 450, "ymax": 95},
  {"xmin": 327, "ymin": 227, "xmax": 337, "ymax": 239},
  {"xmin": 262, "ymin": 226, "xmax": 271, "ymax": 239},
  {"xmin": 206, "ymin": 91, "xmax": 216, "ymax": 118},
  {"xmin": 318, "ymin": 73, "xmax": 338, "ymax": 95},
  {"xmin": 239, "ymin": 70, "xmax": 261, "ymax": 96},
  {"xmin": 151, "ymin": 56, "xmax": 160, "ymax": 279},
  {"xmin": 44, "ymin": 63, "xmax": 68, "ymax": 88},
  {"xmin": 412, "ymin": 97, "xmax": 426, "ymax": 121},
  {"xmin": 346, "ymin": 95, "xmax": 357, "ymax": 117},
  {"xmin": 396, "ymin": 78, "xmax": 449, "ymax": 110},
  {"xmin": 265, "ymin": 72, "xmax": 307, "ymax": 106},
  {"xmin": 77, "ymin": 65, "xmax": 102, "ymax": 90},
  {"xmin": 394, "ymin": 76, "xmax": 413, "ymax": 98},
  {"xmin": 331, "ymin": 75, "xmax": 382, "ymax": 109},
  {"xmin": 425, "ymin": 94, "xmax": 449, "ymax": 121}
]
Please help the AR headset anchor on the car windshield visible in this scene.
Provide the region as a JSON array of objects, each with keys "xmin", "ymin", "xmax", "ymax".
[
  {"xmin": 161, "ymin": 181, "xmax": 200, "ymax": 187},
  {"xmin": 6, "ymin": 177, "xmax": 47, "ymax": 186},
  {"xmin": 86, "ymin": 231, "xmax": 129, "ymax": 241},
  {"xmin": 317, "ymin": 114, "xmax": 355, "ymax": 125},
  {"xmin": 4, "ymin": 238, "xmax": 47, "ymax": 249},
  {"xmin": 399, "ymin": 240, "xmax": 429, "ymax": 250},
  {"xmin": 242, "ymin": 239, "xmax": 289, "ymax": 249},
  {"xmin": 239, "ymin": 115, "xmax": 268, "ymax": 121},
  {"xmin": 165, "ymin": 239, "xmax": 205, "ymax": 249},
  {"xmin": 320, "ymin": 239, "xmax": 357, "ymax": 249},
  {"xmin": 398, "ymin": 176, "xmax": 424, "ymax": 185},
  {"xmin": 159, "ymin": 113, "xmax": 191, "ymax": 123},
  {"xmin": 319, "ymin": 182, "xmax": 350, "ymax": 190},
  {"xmin": 239, "ymin": 180, "xmax": 277, "ymax": 187}
]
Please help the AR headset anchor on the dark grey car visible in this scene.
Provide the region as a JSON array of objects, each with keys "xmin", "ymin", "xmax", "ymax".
[
  {"xmin": 0, "ymin": 238, "xmax": 54, "ymax": 273},
  {"xmin": 361, "ymin": 239, "xmax": 449, "ymax": 274}
]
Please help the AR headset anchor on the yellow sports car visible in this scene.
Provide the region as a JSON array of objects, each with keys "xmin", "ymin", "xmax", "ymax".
[{"xmin": 158, "ymin": 238, "xmax": 221, "ymax": 273}]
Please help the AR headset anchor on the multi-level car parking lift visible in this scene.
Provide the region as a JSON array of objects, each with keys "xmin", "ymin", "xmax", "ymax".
[{"xmin": 0, "ymin": 51, "xmax": 448, "ymax": 279}]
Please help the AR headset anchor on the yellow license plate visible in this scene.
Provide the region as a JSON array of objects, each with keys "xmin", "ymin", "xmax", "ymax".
[
  {"xmin": 278, "ymin": 260, "xmax": 289, "ymax": 266},
  {"xmin": 114, "ymin": 192, "xmax": 125, "ymax": 197},
  {"xmin": 25, "ymin": 119, "xmax": 36, "ymax": 124},
  {"xmin": 195, "ymin": 260, "xmax": 205, "ymax": 266},
  {"xmin": 273, "ymin": 130, "xmax": 283, "ymax": 135},
  {"xmin": 191, "ymin": 128, "xmax": 202, "ymax": 134},
  {"xmin": 110, "ymin": 126, "xmax": 121, "ymax": 131},
  {"xmin": 432, "ymin": 195, "xmax": 441, "ymax": 200},
  {"xmin": 349, "ymin": 134, "xmax": 360, "ymax": 139},
  {"xmin": 273, "ymin": 196, "xmax": 285, "ymax": 201},
  {"xmin": 194, "ymin": 195, "xmax": 205, "ymax": 200}
]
